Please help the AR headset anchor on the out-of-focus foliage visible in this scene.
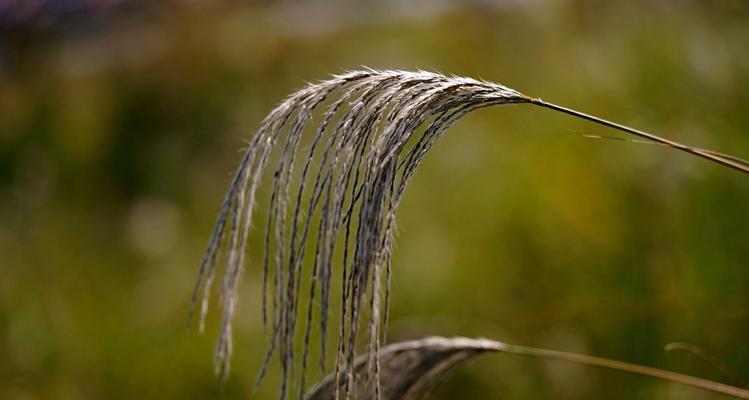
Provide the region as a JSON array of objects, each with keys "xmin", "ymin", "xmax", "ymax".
[{"xmin": 1, "ymin": 1, "xmax": 748, "ymax": 399}]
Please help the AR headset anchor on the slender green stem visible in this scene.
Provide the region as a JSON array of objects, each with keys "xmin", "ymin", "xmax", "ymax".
[
  {"xmin": 528, "ymin": 97, "xmax": 749, "ymax": 174},
  {"xmin": 498, "ymin": 342, "xmax": 749, "ymax": 398}
]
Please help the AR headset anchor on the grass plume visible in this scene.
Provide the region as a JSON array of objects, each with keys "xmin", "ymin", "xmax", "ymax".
[
  {"xmin": 189, "ymin": 68, "xmax": 749, "ymax": 399},
  {"xmin": 306, "ymin": 336, "xmax": 749, "ymax": 400}
]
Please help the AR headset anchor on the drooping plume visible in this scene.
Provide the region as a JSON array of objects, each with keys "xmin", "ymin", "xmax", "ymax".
[
  {"xmin": 190, "ymin": 67, "xmax": 749, "ymax": 399},
  {"xmin": 305, "ymin": 336, "xmax": 504, "ymax": 400},
  {"xmin": 190, "ymin": 69, "xmax": 528, "ymax": 398}
]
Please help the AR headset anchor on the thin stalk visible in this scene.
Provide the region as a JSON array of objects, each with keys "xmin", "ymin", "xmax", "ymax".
[
  {"xmin": 499, "ymin": 342, "xmax": 749, "ymax": 399},
  {"xmin": 665, "ymin": 342, "xmax": 747, "ymax": 389},
  {"xmin": 527, "ymin": 97, "xmax": 749, "ymax": 174}
]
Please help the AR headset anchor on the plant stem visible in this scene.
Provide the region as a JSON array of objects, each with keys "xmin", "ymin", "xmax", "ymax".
[
  {"xmin": 498, "ymin": 342, "xmax": 749, "ymax": 398},
  {"xmin": 527, "ymin": 97, "xmax": 749, "ymax": 174}
]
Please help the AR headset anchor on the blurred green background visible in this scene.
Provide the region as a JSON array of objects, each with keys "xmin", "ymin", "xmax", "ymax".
[{"xmin": 1, "ymin": 1, "xmax": 748, "ymax": 399}]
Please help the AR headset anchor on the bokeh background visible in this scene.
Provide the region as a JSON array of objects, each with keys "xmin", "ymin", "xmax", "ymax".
[{"xmin": 2, "ymin": 0, "xmax": 749, "ymax": 399}]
